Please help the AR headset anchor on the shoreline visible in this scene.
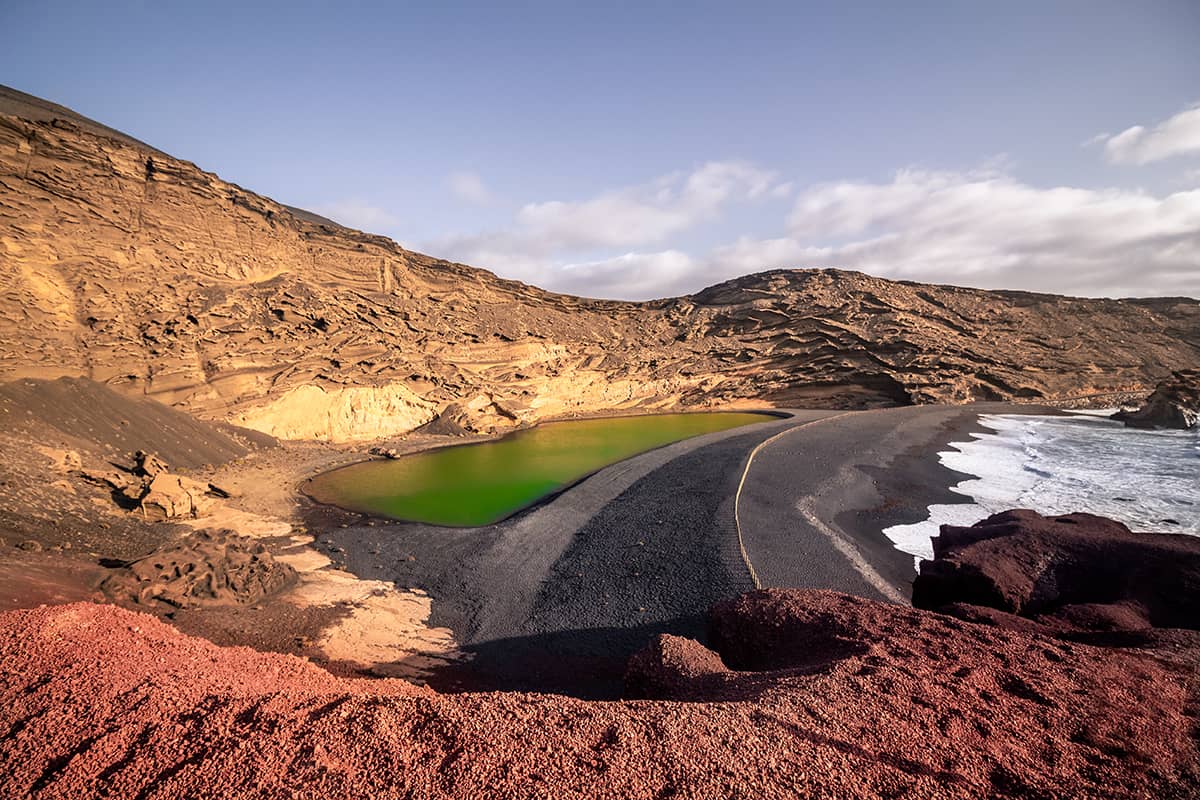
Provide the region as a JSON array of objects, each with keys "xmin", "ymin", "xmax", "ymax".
[
  {"xmin": 883, "ymin": 407, "xmax": 1200, "ymax": 549},
  {"xmin": 845, "ymin": 404, "xmax": 1065, "ymax": 575},
  {"xmin": 317, "ymin": 403, "xmax": 1057, "ymax": 696},
  {"xmin": 733, "ymin": 403, "xmax": 1061, "ymax": 604},
  {"xmin": 1, "ymin": 395, "xmax": 1063, "ymax": 697},
  {"xmin": 833, "ymin": 406, "xmax": 1045, "ymax": 580},
  {"xmin": 301, "ymin": 408, "xmax": 787, "ymax": 527}
]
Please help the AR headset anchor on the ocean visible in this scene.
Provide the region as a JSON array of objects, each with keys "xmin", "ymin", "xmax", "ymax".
[{"xmin": 883, "ymin": 410, "xmax": 1200, "ymax": 563}]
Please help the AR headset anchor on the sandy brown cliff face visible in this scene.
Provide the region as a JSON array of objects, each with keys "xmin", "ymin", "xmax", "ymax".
[{"xmin": 2, "ymin": 86, "xmax": 1198, "ymax": 440}]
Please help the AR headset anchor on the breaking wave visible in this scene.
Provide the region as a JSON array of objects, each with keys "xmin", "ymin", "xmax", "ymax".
[{"xmin": 884, "ymin": 410, "xmax": 1199, "ymax": 562}]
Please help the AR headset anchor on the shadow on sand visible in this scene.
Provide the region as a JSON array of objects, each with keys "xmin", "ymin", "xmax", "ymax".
[{"xmin": 398, "ymin": 616, "xmax": 710, "ymax": 700}]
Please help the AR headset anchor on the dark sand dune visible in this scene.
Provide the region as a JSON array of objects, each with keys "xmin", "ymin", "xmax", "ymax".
[{"xmin": 0, "ymin": 376, "xmax": 273, "ymax": 469}]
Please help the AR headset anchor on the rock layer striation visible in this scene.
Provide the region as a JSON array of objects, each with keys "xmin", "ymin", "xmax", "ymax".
[{"xmin": 2, "ymin": 86, "xmax": 1199, "ymax": 441}]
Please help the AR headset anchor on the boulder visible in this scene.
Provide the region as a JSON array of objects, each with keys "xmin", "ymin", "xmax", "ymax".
[
  {"xmin": 1112, "ymin": 369, "xmax": 1200, "ymax": 429},
  {"xmin": 79, "ymin": 467, "xmax": 136, "ymax": 492},
  {"xmin": 912, "ymin": 509, "xmax": 1200, "ymax": 633},
  {"xmin": 134, "ymin": 449, "xmax": 170, "ymax": 478},
  {"xmin": 139, "ymin": 472, "xmax": 216, "ymax": 520},
  {"xmin": 79, "ymin": 467, "xmax": 146, "ymax": 505}
]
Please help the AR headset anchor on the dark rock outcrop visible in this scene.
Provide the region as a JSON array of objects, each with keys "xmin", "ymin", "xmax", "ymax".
[
  {"xmin": 912, "ymin": 509, "xmax": 1200, "ymax": 634},
  {"xmin": 1113, "ymin": 369, "xmax": 1200, "ymax": 429},
  {"xmin": 101, "ymin": 529, "xmax": 297, "ymax": 609}
]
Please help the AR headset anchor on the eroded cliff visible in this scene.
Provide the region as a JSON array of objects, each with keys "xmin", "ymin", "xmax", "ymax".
[{"xmin": 2, "ymin": 85, "xmax": 1198, "ymax": 440}]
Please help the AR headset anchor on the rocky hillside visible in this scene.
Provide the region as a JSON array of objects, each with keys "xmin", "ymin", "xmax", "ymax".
[{"xmin": 2, "ymin": 85, "xmax": 1198, "ymax": 440}]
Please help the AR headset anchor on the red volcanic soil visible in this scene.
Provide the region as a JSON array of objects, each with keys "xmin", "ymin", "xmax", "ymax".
[{"xmin": 3, "ymin": 587, "xmax": 1198, "ymax": 799}]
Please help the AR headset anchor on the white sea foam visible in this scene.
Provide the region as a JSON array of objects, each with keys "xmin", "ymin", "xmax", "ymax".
[{"xmin": 883, "ymin": 412, "xmax": 1199, "ymax": 563}]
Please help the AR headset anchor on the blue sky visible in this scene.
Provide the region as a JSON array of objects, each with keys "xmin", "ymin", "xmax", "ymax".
[{"xmin": 2, "ymin": 1, "xmax": 1198, "ymax": 298}]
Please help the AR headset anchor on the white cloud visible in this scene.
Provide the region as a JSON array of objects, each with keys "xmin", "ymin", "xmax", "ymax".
[
  {"xmin": 427, "ymin": 160, "xmax": 787, "ymax": 292},
  {"xmin": 556, "ymin": 251, "xmax": 696, "ymax": 299},
  {"xmin": 1098, "ymin": 105, "xmax": 1200, "ymax": 165},
  {"xmin": 448, "ymin": 171, "xmax": 492, "ymax": 204},
  {"xmin": 719, "ymin": 168, "xmax": 1200, "ymax": 297},
  {"xmin": 311, "ymin": 200, "xmax": 398, "ymax": 232},
  {"xmin": 512, "ymin": 160, "xmax": 782, "ymax": 250},
  {"xmin": 770, "ymin": 181, "xmax": 795, "ymax": 199},
  {"xmin": 425, "ymin": 163, "xmax": 1200, "ymax": 301}
]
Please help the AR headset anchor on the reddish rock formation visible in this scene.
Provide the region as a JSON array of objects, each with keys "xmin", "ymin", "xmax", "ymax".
[
  {"xmin": 2, "ymin": 591, "xmax": 1197, "ymax": 799},
  {"xmin": 1113, "ymin": 369, "xmax": 1200, "ymax": 430},
  {"xmin": 100, "ymin": 529, "xmax": 297, "ymax": 609},
  {"xmin": 912, "ymin": 509, "xmax": 1200, "ymax": 635}
]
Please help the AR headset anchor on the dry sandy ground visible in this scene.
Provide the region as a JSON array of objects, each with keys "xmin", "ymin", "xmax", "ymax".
[{"xmin": 0, "ymin": 377, "xmax": 492, "ymax": 677}]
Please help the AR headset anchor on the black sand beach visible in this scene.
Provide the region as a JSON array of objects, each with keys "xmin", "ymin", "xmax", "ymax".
[
  {"xmin": 738, "ymin": 403, "xmax": 1058, "ymax": 600},
  {"xmin": 315, "ymin": 402, "xmax": 1058, "ymax": 697}
]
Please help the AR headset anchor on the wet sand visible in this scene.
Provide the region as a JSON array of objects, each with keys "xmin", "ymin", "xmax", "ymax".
[{"xmin": 737, "ymin": 403, "xmax": 1059, "ymax": 601}]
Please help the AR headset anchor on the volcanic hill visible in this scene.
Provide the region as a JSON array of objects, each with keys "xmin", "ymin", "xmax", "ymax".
[{"xmin": 2, "ymin": 84, "xmax": 1198, "ymax": 442}]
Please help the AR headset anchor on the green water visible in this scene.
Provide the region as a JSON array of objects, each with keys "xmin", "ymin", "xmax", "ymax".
[{"xmin": 305, "ymin": 412, "xmax": 773, "ymax": 526}]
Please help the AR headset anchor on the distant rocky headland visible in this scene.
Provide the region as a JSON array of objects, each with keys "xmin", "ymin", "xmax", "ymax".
[
  {"xmin": 2, "ymin": 84, "xmax": 1198, "ymax": 444},
  {"xmin": 1114, "ymin": 369, "xmax": 1200, "ymax": 429}
]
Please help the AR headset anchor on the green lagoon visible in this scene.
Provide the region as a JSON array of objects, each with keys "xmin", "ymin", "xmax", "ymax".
[{"xmin": 304, "ymin": 411, "xmax": 773, "ymax": 526}]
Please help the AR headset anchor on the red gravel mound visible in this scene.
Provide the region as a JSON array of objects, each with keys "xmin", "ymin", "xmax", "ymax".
[
  {"xmin": 4, "ymin": 594, "xmax": 1198, "ymax": 799},
  {"xmin": 912, "ymin": 509, "xmax": 1200, "ymax": 635}
]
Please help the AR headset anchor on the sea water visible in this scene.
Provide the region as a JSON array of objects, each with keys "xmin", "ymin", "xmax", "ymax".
[{"xmin": 883, "ymin": 411, "xmax": 1199, "ymax": 562}]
